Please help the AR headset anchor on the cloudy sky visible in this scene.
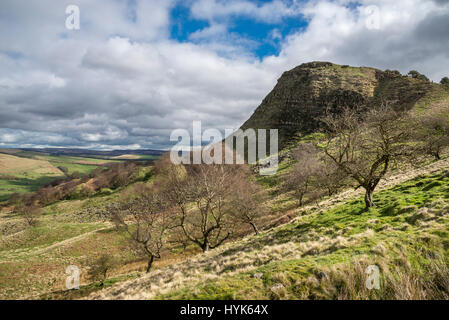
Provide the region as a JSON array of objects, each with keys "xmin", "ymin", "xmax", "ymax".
[{"xmin": 0, "ymin": 0, "xmax": 448, "ymax": 150}]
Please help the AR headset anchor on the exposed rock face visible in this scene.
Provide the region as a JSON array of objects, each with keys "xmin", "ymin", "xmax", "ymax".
[{"xmin": 240, "ymin": 61, "xmax": 435, "ymax": 149}]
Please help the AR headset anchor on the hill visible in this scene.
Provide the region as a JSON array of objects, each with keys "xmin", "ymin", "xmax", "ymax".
[
  {"xmin": 18, "ymin": 148, "xmax": 165, "ymax": 159},
  {"xmin": 241, "ymin": 62, "xmax": 445, "ymax": 149},
  {"xmin": 88, "ymin": 158, "xmax": 449, "ymax": 300},
  {"xmin": 0, "ymin": 149, "xmax": 163, "ymax": 202},
  {"xmin": 0, "ymin": 154, "xmax": 63, "ymax": 201},
  {"xmin": 0, "ymin": 153, "xmax": 62, "ymax": 176}
]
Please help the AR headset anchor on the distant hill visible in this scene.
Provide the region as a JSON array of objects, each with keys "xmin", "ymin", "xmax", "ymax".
[
  {"xmin": 241, "ymin": 61, "xmax": 446, "ymax": 149},
  {"xmin": 4, "ymin": 148, "xmax": 165, "ymax": 159},
  {"xmin": 0, "ymin": 153, "xmax": 61, "ymax": 176},
  {"xmin": 0, "ymin": 148, "xmax": 164, "ymax": 201}
]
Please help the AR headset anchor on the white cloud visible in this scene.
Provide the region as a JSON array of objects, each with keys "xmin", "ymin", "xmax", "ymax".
[
  {"xmin": 0, "ymin": 0, "xmax": 448, "ymax": 149},
  {"xmin": 189, "ymin": 23, "xmax": 228, "ymax": 40},
  {"xmin": 190, "ymin": 0, "xmax": 302, "ymax": 23},
  {"xmin": 265, "ymin": 0, "xmax": 449, "ymax": 79}
]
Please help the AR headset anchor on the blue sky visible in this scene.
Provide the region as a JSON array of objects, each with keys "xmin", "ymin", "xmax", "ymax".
[{"xmin": 170, "ymin": 1, "xmax": 307, "ymax": 58}]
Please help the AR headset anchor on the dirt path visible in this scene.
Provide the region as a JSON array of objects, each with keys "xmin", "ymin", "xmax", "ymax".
[
  {"xmin": 33, "ymin": 226, "xmax": 111, "ymax": 255},
  {"xmin": 0, "ymin": 224, "xmax": 112, "ymax": 262}
]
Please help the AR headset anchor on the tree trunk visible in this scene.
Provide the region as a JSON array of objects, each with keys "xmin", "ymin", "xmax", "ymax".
[
  {"xmin": 250, "ymin": 221, "xmax": 259, "ymax": 235},
  {"xmin": 201, "ymin": 242, "xmax": 210, "ymax": 252},
  {"xmin": 364, "ymin": 188, "xmax": 375, "ymax": 210},
  {"xmin": 146, "ymin": 255, "xmax": 154, "ymax": 273}
]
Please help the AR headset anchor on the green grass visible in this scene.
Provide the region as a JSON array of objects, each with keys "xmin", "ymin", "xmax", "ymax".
[
  {"xmin": 2, "ymin": 157, "xmax": 449, "ymax": 299},
  {"xmin": 0, "ymin": 175, "xmax": 61, "ymax": 202},
  {"xmin": 155, "ymin": 170, "xmax": 449, "ymax": 300},
  {"xmin": 0, "ymin": 154, "xmax": 119, "ymax": 201},
  {"xmin": 0, "ymin": 221, "xmax": 104, "ymax": 252},
  {"xmin": 36, "ymin": 155, "xmax": 114, "ymax": 175}
]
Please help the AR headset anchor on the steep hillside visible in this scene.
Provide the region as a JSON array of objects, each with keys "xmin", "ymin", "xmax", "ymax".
[
  {"xmin": 241, "ymin": 62, "xmax": 441, "ymax": 148},
  {"xmin": 88, "ymin": 158, "xmax": 449, "ymax": 300}
]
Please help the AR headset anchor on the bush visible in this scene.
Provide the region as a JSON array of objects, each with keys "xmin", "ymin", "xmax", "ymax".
[
  {"xmin": 68, "ymin": 185, "xmax": 94, "ymax": 200},
  {"xmin": 99, "ymin": 188, "xmax": 113, "ymax": 196},
  {"xmin": 441, "ymin": 77, "xmax": 449, "ymax": 86},
  {"xmin": 15, "ymin": 204, "xmax": 42, "ymax": 227},
  {"xmin": 408, "ymin": 70, "xmax": 429, "ymax": 81},
  {"xmin": 385, "ymin": 69, "xmax": 402, "ymax": 76},
  {"xmin": 87, "ymin": 254, "xmax": 116, "ymax": 286}
]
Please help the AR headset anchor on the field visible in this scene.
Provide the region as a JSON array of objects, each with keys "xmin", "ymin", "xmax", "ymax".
[
  {"xmin": 33, "ymin": 154, "xmax": 114, "ymax": 175},
  {"xmin": 110, "ymin": 155, "xmax": 159, "ymax": 161},
  {"xmin": 0, "ymin": 152, "xmax": 116, "ymax": 202},
  {"xmin": 0, "ymin": 154, "xmax": 63, "ymax": 201}
]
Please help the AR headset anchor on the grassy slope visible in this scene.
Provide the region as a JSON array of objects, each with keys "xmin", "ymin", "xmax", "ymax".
[
  {"xmin": 0, "ymin": 152, "xmax": 119, "ymax": 201},
  {"xmin": 0, "ymin": 167, "xmax": 173, "ymax": 300},
  {"xmin": 81, "ymin": 157, "xmax": 449, "ymax": 300},
  {"xmin": 0, "ymin": 192, "xmax": 130, "ymax": 299},
  {"xmin": 0, "ymin": 154, "xmax": 63, "ymax": 201},
  {"xmin": 1, "ymin": 158, "xmax": 448, "ymax": 300},
  {"xmin": 158, "ymin": 172, "xmax": 449, "ymax": 300},
  {"xmin": 2, "ymin": 162, "xmax": 446, "ymax": 300}
]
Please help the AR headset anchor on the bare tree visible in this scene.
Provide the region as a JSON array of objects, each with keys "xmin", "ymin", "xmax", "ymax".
[
  {"xmin": 15, "ymin": 204, "xmax": 42, "ymax": 227},
  {"xmin": 283, "ymin": 143, "xmax": 322, "ymax": 207},
  {"xmin": 108, "ymin": 183, "xmax": 173, "ymax": 273},
  {"xmin": 229, "ymin": 172, "xmax": 268, "ymax": 235},
  {"xmin": 160, "ymin": 159, "xmax": 246, "ymax": 252},
  {"xmin": 322, "ymin": 102, "xmax": 414, "ymax": 210},
  {"xmin": 316, "ymin": 157, "xmax": 348, "ymax": 197},
  {"xmin": 417, "ymin": 114, "xmax": 449, "ymax": 160}
]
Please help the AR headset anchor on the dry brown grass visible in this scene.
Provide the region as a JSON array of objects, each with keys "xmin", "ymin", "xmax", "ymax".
[
  {"xmin": 0, "ymin": 154, "xmax": 61, "ymax": 176},
  {"xmin": 293, "ymin": 246, "xmax": 449, "ymax": 300}
]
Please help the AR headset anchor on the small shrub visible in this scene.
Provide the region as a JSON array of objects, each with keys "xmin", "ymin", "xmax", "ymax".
[
  {"xmin": 87, "ymin": 254, "xmax": 116, "ymax": 287},
  {"xmin": 440, "ymin": 77, "xmax": 449, "ymax": 86},
  {"xmin": 99, "ymin": 188, "xmax": 113, "ymax": 196},
  {"xmin": 15, "ymin": 204, "xmax": 42, "ymax": 227}
]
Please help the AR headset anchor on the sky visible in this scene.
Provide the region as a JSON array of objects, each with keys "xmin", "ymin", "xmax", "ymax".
[{"xmin": 0, "ymin": 0, "xmax": 448, "ymax": 150}]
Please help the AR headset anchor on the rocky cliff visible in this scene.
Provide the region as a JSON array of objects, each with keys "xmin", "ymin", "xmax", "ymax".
[{"xmin": 240, "ymin": 61, "xmax": 438, "ymax": 149}]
